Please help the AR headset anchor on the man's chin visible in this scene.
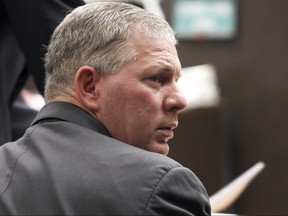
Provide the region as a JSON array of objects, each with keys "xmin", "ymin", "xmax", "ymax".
[{"xmin": 150, "ymin": 141, "xmax": 170, "ymax": 155}]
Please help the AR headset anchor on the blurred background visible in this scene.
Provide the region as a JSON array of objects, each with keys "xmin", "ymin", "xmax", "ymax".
[{"xmin": 162, "ymin": 0, "xmax": 288, "ymax": 215}]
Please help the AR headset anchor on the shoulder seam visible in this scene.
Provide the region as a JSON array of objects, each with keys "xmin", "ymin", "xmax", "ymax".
[
  {"xmin": 143, "ymin": 165, "xmax": 182, "ymax": 215},
  {"xmin": 0, "ymin": 125, "xmax": 38, "ymax": 200}
]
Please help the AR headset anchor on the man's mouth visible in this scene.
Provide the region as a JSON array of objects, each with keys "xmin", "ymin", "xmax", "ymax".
[{"xmin": 157, "ymin": 126, "xmax": 176, "ymax": 142}]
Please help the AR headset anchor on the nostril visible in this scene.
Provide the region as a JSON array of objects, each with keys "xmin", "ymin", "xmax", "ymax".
[
  {"xmin": 164, "ymin": 93, "xmax": 187, "ymax": 112},
  {"xmin": 175, "ymin": 93, "xmax": 187, "ymax": 111}
]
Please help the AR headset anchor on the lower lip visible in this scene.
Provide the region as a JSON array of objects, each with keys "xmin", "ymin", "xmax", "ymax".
[{"xmin": 156, "ymin": 129, "xmax": 174, "ymax": 142}]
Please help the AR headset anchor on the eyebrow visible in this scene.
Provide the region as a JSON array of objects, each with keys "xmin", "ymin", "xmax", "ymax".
[
  {"xmin": 160, "ymin": 65, "xmax": 181, "ymax": 79},
  {"xmin": 148, "ymin": 66, "xmax": 181, "ymax": 81}
]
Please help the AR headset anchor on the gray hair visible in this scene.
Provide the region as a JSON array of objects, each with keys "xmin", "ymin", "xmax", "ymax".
[{"xmin": 44, "ymin": 2, "xmax": 177, "ymax": 101}]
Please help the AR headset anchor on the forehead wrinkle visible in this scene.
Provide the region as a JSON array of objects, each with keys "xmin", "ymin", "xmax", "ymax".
[
  {"xmin": 131, "ymin": 34, "xmax": 181, "ymax": 77},
  {"xmin": 153, "ymin": 52, "xmax": 181, "ymax": 77}
]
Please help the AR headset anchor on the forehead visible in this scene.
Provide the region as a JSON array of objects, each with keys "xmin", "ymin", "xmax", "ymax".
[{"xmin": 131, "ymin": 32, "xmax": 181, "ymax": 74}]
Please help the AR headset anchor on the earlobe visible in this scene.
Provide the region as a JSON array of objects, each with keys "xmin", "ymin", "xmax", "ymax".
[{"xmin": 74, "ymin": 66, "xmax": 101, "ymax": 112}]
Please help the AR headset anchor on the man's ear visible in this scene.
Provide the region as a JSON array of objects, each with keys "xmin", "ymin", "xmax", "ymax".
[{"xmin": 74, "ymin": 66, "xmax": 101, "ymax": 111}]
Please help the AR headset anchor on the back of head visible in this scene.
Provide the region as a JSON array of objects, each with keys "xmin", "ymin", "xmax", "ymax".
[{"xmin": 44, "ymin": 2, "xmax": 176, "ymax": 102}]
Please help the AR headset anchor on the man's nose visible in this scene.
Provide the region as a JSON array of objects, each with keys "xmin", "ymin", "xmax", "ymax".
[{"xmin": 164, "ymin": 87, "xmax": 187, "ymax": 112}]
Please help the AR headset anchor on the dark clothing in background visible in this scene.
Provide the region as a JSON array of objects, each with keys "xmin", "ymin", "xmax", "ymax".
[
  {"xmin": 0, "ymin": 0, "xmax": 84, "ymax": 145},
  {"xmin": 0, "ymin": 101, "xmax": 211, "ymax": 215}
]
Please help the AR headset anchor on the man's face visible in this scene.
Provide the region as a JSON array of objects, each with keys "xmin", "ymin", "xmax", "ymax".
[{"xmin": 96, "ymin": 33, "xmax": 187, "ymax": 155}]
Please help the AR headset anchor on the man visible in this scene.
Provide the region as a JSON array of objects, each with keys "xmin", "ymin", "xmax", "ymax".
[{"xmin": 0, "ymin": 2, "xmax": 211, "ymax": 215}]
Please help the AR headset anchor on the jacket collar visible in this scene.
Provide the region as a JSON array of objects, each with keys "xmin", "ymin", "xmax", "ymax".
[{"xmin": 31, "ymin": 101, "xmax": 110, "ymax": 137}]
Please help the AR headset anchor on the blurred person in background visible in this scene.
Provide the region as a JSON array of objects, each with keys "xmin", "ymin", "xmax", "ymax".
[{"xmin": 0, "ymin": 0, "xmax": 84, "ymax": 145}]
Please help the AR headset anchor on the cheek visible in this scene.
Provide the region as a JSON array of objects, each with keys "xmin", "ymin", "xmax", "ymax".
[
  {"xmin": 97, "ymin": 84, "xmax": 125, "ymax": 123},
  {"xmin": 102, "ymin": 82, "xmax": 162, "ymax": 128},
  {"xmin": 129, "ymin": 91, "xmax": 161, "ymax": 115},
  {"xmin": 126, "ymin": 93, "xmax": 162, "ymax": 135}
]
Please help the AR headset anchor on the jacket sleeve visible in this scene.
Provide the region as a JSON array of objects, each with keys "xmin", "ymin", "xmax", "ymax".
[
  {"xmin": 2, "ymin": 0, "xmax": 85, "ymax": 95},
  {"xmin": 144, "ymin": 167, "xmax": 211, "ymax": 216}
]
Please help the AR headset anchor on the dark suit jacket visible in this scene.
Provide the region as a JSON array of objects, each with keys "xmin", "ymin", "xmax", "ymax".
[
  {"xmin": 0, "ymin": 101, "xmax": 211, "ymax": 215},
  {"xmin": 0, "ymin": 0, "xmax": 84, "ymax": 145}
]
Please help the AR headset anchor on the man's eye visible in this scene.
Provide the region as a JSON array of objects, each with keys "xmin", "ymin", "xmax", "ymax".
[{"xmin": 150, "ymin": 75, "xmax": 162, "ymax": 83}]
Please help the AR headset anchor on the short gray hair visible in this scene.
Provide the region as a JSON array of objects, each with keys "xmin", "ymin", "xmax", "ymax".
[{"xmin": 44, "ymin": 2, "xmax": 177, "ymax": 101}]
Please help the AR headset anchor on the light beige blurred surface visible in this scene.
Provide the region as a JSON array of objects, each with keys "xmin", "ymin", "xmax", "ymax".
[
  {"xmin": 210, "ymin": 162, "xmax": 265, "ymax": 213},
  {"xmin": 212, "ymin": 214, "xmax": 238, "ymax": 216}
]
